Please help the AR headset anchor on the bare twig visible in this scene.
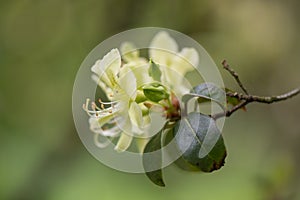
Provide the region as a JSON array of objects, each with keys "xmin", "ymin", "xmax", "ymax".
[
  {"xmin": 213, "ymin": 88, "xmax": 300, "ymax": 119},
  {"xmin": 212, "ymin": 61, "xmax": 300, "ymax": 120},
  {"xmin": 212, "ymin": 101, "xmax": 249, "ymax": 119},
  {"xmin": 222, "ymin": 60, "xmax": 249, "ymax": 95},
  {"xmin": 226, "ymin": 88, "xmax": 300, "ymax": 104}
]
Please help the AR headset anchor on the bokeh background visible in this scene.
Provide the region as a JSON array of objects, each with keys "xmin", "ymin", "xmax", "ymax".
[{"xmin": 1, "ymin": 0, "xmax": 300, "ymax": 199}]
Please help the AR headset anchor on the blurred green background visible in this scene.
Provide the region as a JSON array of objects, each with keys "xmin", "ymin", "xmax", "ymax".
[{"xmin": 1, "ymin": 0, "xmax": 300, "ymax": 199}]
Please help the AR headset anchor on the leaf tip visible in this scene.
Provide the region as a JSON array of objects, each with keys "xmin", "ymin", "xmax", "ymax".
[
  {"xmin": 209, "ymin": 150, "xmax": 227, "ymax": 172},
  {"xmin": 145, "ymin": 172, "xmax": 166, "ymax": 187},
  {"xmin": 156, "ymin": 179, "xmax": 166, "ymax": 187}
]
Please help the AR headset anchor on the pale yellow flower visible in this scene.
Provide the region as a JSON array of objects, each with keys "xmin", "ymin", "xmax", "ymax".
[{"xmin": 149, "ymin": 31, "xmax": 199, "ymax": 94}]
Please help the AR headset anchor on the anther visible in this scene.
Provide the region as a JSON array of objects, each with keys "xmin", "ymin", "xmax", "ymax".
[
  {"xmin": 101, "ymin": 104, "xmax": 105, "ymax": 110},
  {"xmin": 144, "ymin": 102, "xmax": 153, "ymax": 108},
  {"xmin": 91, "ymin": 102, "xmax": 96, "ymax": 111}
]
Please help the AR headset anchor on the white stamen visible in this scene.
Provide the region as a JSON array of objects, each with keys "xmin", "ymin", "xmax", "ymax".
[{"xmin": 83, "ymin": 98, "xmax": 120, "ymax": 118}]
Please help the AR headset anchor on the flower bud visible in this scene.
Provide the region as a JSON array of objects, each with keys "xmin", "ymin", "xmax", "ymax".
[{"xmin": 143, "ymin": 83, "xmax": 169, "ymax": 102}]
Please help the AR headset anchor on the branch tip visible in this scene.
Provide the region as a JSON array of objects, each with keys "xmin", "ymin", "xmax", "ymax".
[
  {"xmin": 222, "ymin": 60, "xmax": 249, "ymax": 95},
  {"xmin": 213, "ymin": 60, "xmax": 300, "ymax": 120}
]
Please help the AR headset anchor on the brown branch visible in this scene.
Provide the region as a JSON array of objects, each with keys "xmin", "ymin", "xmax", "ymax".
[
  {"xmin": 226, "ymin": 88, "xmax": 300, "ymax": 104},
  {"xmin": 212, "ymin": 101, "xmax": 249, "ymax": 119},
  {"xmin": 212, "ymin": 60, "xmax": 300, "ymax": 120},
  {"xmin": 222, "ymin": 60, "xmax": 249, "ymax": 95},
  {"xmin": 213, "ymin": 88, "xmax": 300, "ymax": 119}
]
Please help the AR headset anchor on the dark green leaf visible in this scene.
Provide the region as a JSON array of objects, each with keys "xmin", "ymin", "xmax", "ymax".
[
  {"xmin": 143, "ymin": 127, "xmax": 165, "ymax": 187},
  {"xmin": 182, "ymin": 83, "xmax": 226, "ymax": 110},
  {"xmin": 173, "ymin": 112, "xmax": 227, "ymax": 172},
  {"xmin": 174, "ymin": 156, "xmax": 202, "ymax": 171},
  {"xmin": 148, "ymin": 60, "xmax": 162, "ymax": 82},
  {"xmin": 163, "ymin": 126, "xmax": 200, "ymax": 171}
]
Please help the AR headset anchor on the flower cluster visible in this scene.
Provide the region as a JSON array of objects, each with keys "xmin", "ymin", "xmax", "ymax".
[{"xmin": 83, "ymin": 31, "xmax": 199, "ymax": 152}]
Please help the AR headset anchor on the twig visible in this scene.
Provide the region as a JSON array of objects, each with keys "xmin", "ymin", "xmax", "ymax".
[
  {"xmin": 212, "ymin": 60, "xmax": 300, "ymax": 120},
  {"xmin": 212, "ymin": 101, "xmax": 249, "ymax": 119},
  {"xmin": 222, "ymin": 60, "xmax": 249, "ymax": 95},
  {"xmin": 213, "ymin": 88, "xmax": 300, "ymax": 119},
  {"xmin": 226, "ymin": 88, "xmax": 300, "ymax": 104}
]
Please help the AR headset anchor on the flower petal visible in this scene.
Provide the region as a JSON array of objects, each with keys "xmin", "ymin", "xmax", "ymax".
[
  {"xmin": 91, "ymin": 74, "xmax": 114, "ymax": 100},
  {"xmin": 149, "ymin": 31, "xmax": 179, "ymax": 65},
  {"xmin": 89, "ymin": 117, "xmax": 102, "ymax": 133},
  {"xmin": 143, "ymin": 114, "xmax": 151, "ymax": 126},
  {"xmin": 180, "ymin": 48, "xmax": 199, "ymax": 67},
  {"xmin": 135, "ymin": 137, "xmax": 150, "ymax": 153},
  {"xmin": 120, "ymin": 42, "xmax": 139, "ymax": 62},
  {"xmin": 118, "ymin": 68, "xmax": 137, "ymax": 100},
  {"xmin": 91, "ymin": 60, "xmax": 111, "ymax": 87},
  {"xmin": 89, "ymin": 115, "xmax": 120, "ymax": 137},
  {"xmin": 114, "ymin": 132, "xmax": 133, "ymax": 152},
  {"xmin": 91, "ymin": 48, "xmax": 121, "ymax": 75},
  {"xmin": 120, "ymin": 61, "xmax": 152, "ymax": 87},
  {"xmin": 94, "ymin": 133, "xmax": 110, "ymax": 148},
  {"xmin": 91, "ymin": 48, "xmax": 121, "ymax": 88},
  {"xmin": 161, "ymin": 67, "xmax": 190, "ymax": 96},
  {"xmin": 174, "ymin": 47, "xmax": 199, "ymax": 73},
  {"xmin": 128, "ymin": 102, "xmax": 144, "ymax": 129}
]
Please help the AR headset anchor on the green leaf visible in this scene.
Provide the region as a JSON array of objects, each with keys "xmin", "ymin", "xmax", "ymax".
[
  {"xmin": 143, "ymin": 83, "xmax": 169, "ymax": 102},
  {"xmin": 173, "ymin": 112, "xmax": 227, "ymax": 172},
  {"xmin": 182, "ymin": 83, "xmax": 226, "ymax": 110},
  {"xmin": 143, "ymin": 127, "xmax": 165, "ymax": 187},
  {"xmin": 174, "ymin": 156, "xmax": 202, "ymax": 171},
  {"xmin": 163, "ymin": 127, "xmax": 200, "ymax": 171},
  {"xmin": 148, "ymin": 60, "xmax": 162, "ymax": 82}
]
